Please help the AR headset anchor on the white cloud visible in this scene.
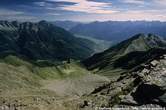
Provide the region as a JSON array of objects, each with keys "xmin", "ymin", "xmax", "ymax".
[
  {"xmin": 1, "ymin": 0, "xmax": 166, "ymax": 21},
  {"xmin": 114, "ymin": 10, "xmax": 166, "ymax": 21},
  {"xmin": 122, "ymin": 0, "xmax": 145, "ymax": 4},
  {"xmin": 152, "ymin": 0, "xmax": 166, "ymax": 6},
  {"xmin": 47, "ymin": 0, "xmax": 117, "ymax": 14},
  {"xmin": 34, "ymin": 2, "xmax": 46, "ymax": 7},
  {"xmin": 44, "ymin": 0, "xmax": 166, "ymax": 21},
  {"xmin": 67, "ymin": 10, "xmax": 166, "ymax": 22}
]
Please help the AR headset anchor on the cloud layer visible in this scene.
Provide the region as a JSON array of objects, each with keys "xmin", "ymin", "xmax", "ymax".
[
  {"xmin": 0, "ymin": 0, "xmax": 166, "ymax": 21},
  {"xmin": 53, "ymin": 0, "xmax": 115, "ymax": 14}
]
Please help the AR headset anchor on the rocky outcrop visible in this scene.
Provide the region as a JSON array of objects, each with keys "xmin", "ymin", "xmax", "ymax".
[
  {"xmin": 118, "ymin": 54, "xmax": 166, "ymax": 107},
  {"xmin": 79, "ymin": 53, "xmax": 166, "ymax": 109}
]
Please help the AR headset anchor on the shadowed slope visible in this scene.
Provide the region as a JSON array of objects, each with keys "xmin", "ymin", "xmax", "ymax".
[{"xmin": 0, "ymin": 20, "xmax": 95, "ymax": 61}]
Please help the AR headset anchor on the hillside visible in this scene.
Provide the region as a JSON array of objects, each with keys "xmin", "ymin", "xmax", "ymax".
[
  {"xmin": 70, "ymin": 21, "xmax": 166, "ymax": 42},
  {"xmin": 0, "ymin": 20, "xmax": 95, "ymax": 61},
  {"xmin": 0, "ymin": 55, "xmax": 109, "ymax": 110},
  {"xmin": 83, "ymin": 34, "xmax": 166, "ymax": 77}
]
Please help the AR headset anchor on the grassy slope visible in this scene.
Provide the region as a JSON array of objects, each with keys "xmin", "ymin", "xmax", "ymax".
[
  {"xmin": 0, "ymin": 55, "xmax": 110, "ymax": 110},
  {"xmin": 0, "ymin": 55, "xmax": 109, "ymax": 96},
  {"xmin": 0, "ymin": 55, "xmax": 86, "ymax": 88}
]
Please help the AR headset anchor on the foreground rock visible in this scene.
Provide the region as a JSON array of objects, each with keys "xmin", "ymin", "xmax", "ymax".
[{"xmin": 78, "ymin": 54, "xmax": 166, "ymax": 109}]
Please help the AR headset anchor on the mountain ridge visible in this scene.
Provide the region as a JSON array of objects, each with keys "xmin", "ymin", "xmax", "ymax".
[
  {"xmin": 70, "ymin": 21, "xmax": 166, "ymax": 42},
  {"xmin": 0, "ymin": 20, "xmax": 96, "ymax": 61},
  {"xmin": 83, "ymin": 34, "xmax": 166, "ymax": 77}
]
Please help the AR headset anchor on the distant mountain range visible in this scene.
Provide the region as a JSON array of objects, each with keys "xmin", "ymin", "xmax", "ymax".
[
  {"xmin": 0, "ymin": 20, "xmax": 96, "ymax": 61},
  {"xmin": 69, "ymin": 21, "xmax": 166, "ymax": 42}
]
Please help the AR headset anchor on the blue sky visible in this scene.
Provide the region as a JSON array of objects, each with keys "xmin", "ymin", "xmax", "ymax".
[{"xmin": 0, "ymin": 0, "xmax": 166, "ymax": 22}]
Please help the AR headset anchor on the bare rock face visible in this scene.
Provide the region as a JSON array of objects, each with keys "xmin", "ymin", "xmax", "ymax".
[
  {"xmin": 150, "ymin": 60, "xmax": 159, "ymax": 67},
  {"xmin": 121, "ymin": 54, "xmax": 166, "ymax": 107},
  {"xmin": 79, "ymin": 54, "xmax": 166, "ymax": 109}
]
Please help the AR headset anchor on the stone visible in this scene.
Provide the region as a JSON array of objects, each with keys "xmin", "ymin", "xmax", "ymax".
[
  {"xmin": 121, "ymin": 94, "xmax": 138, "ymax": 105},
  {"xmin": 151, "ymin": 60, "xmax": 159, "ymax": 67}
]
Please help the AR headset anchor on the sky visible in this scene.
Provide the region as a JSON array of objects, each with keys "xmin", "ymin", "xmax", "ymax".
[{"xmin": 0, "ymin": 0, "xmax": 166, "ymax": 22}]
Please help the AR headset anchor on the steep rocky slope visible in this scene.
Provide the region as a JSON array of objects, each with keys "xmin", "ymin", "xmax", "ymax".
[{"xmin": 76, "ymin": 49, "xmax": 166, "ymax": 109}]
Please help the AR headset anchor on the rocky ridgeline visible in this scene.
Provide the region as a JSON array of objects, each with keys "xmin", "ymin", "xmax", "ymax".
[{"xmin": 78, "ymin": 54, "xmax": 166, "ymax": 109}]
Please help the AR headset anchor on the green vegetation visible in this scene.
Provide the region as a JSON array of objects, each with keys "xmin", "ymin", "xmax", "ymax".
[
  {"xmin": 2, "ymin": 55, "xmax": 32, "ymax": 67},
  {"xmin": 0, "ymin": 54, "xmax": 110, "ymax": 110},
  {"xmin": 0, "ymin": 55, "xmax": 89, "ymax": 91},
  {"xmin": 35, "ymin": 61, "xmax": 87, "ymax": 79}
]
